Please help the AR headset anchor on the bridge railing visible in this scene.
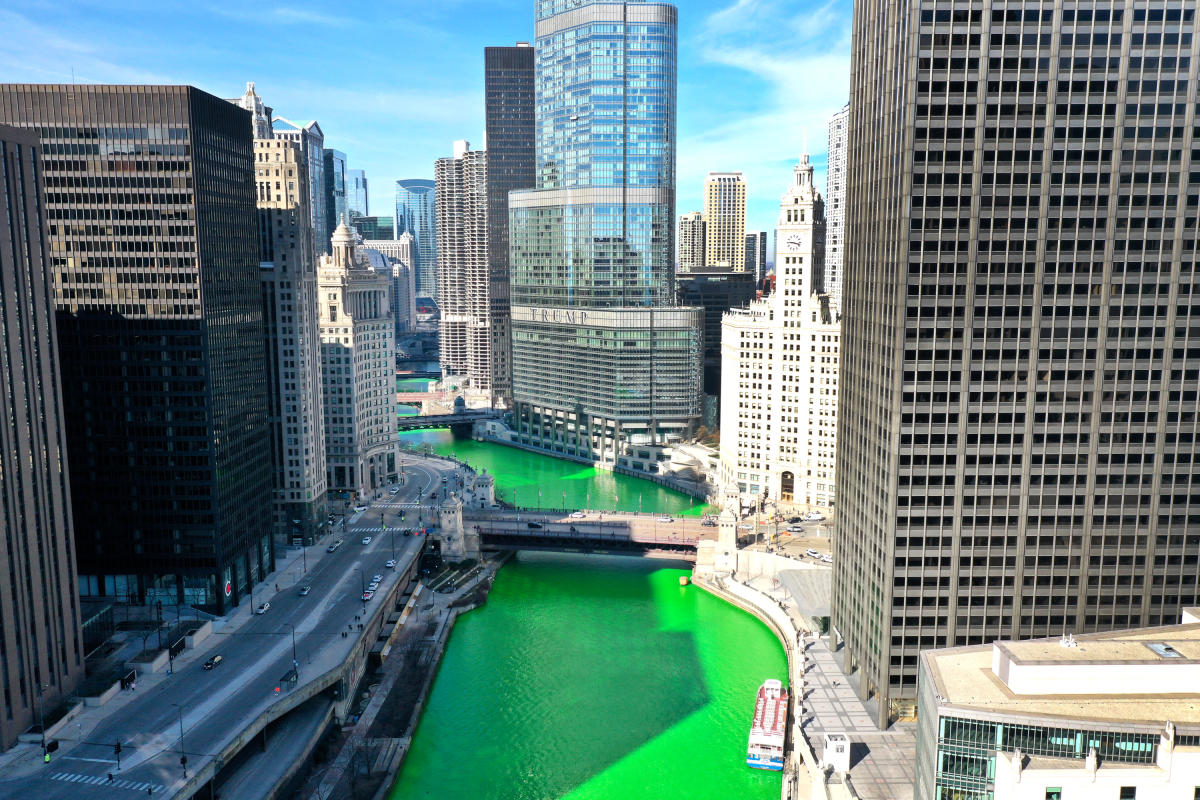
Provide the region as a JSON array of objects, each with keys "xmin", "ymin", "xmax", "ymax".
[{"xmin": 471, "ymin": 524, "xmax": 699, "ymax": 546}]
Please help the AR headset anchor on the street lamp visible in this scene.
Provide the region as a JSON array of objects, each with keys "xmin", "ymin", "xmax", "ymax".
[
  {"xmin": 356, "ymin": 567, "xmax": 366, "ymax": 608},
  {"xmin": 283, "ymin": 622, "xmax": 299, "ymax": 676},
  {"xmin": 170, "ymin": 704, "xmax": 187, "ymax": 778}
]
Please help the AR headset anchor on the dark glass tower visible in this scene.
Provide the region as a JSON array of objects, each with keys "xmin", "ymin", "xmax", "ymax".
[
  {"xmin": 834, "ymin": 2, "xmax": 1200, "ymax": 727},
  {"xmin": 0, "ymin": 85, "xmax": 274, "ymax": 615},
  {"xmin": 484, "ymin": 43, "xmax": 536, "ymax": 407},
  {"xmin": 509, "ymin": 0, "xmax": 702, "ymax": 464},
  {"xmin": 0, "ymin": 123, "xmax": 85, "ymax": 749}
]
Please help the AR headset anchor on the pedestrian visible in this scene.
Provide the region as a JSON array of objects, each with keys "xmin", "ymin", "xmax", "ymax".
[
  {"xmin": 108, "ymin": 773, "xmax": 114, "ymax": 783},
  {"xmin": 275, "ymin": 584, "xmax": 279, "ymax": 592}
]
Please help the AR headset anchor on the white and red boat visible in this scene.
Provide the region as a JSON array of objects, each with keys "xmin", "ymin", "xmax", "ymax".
[{"xmin": 746, "ymin": 679, "xmax": 788, "ymax": 770}]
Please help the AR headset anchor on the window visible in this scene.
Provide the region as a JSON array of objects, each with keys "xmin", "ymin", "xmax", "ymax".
[{"xmin": 1120, "ymin": 789, "xmax": 1136, "ymax": 800}]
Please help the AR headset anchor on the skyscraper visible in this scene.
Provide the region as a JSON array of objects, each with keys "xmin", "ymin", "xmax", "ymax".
[
  {"xmin": 0, "ymin": 123, "xmax": 85, "ymax": 750},
  {"xmin": 273, "ymin": 116, "xmax": 328, "ymax": 255},
  {"xmin": 323, "ymin": 148, "xmax": 347, "ymax": 245},
  {"xmin": 394, "ymin": 178, "xmax": 438, "ymax": 297},
  {"xmin": 0, "ymin": 84, "xmax": 273, "ymax": 614},
  {"xmin": 719, "ymin": 156, "xmax": 838, "ymax": 510},
  {"xmin": 255, "ymin": 138, "xmax": 328, "ymax": 546},
  {"xmin": 677, "ymin": 210, "xmax": 706, "ymax": 271},
  {"xmin": 744, "ymin": 230, "xmax": 768, "ymax": 283},
  {"xmin": 318, "ymin": 220, "xmax": 400, "ymax": 498},
  {"xmin": 509, "ymin": 0, "xmax": 702, "ymax": 467},
  {"xmin": 227, "ymin": 81, "xmax": 274, "ymax": 139},
  {"xmin": 485, "ymin": 42, "xmax": 536, "ymax": 408},
  {"xmin": 834, "ymin": 2, "xmax": 1200, "ymax": 727},
  {"xmin": 347, "ymin": 168, "xmax": 368, "ymax": 218},
  {"xmin": 825, "ymin": 102, "xmax": 848, "ymax": 316},
  {"xmin": 352, "ymin": 216, "xmax": 394, "ymax": 241},
  {"xmin": 364, "ymin": 236, "xmax": 417, "ymax": 336},
  {"xmin": 436, "ymin": 141, "xmax": 497, "ymax": 402},
  {"xmin": 703, "ymin": 172, "xmax": 747, "ymax": 270}
]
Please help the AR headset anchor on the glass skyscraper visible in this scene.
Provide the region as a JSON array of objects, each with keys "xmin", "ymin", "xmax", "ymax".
[
  {"xmin": 323, "ymin": 148, "xmax": 347, "ymax": 243},
  {"xmin": 347, "ymin": 168, "xmax": 368, "ymax": 218},
  {"xmin": 509, "ymin": 0, "xmax": 701, "ymax": 465},
  {"xmin": 394, "ymin": 178, "xmax": 438, "ymax": 297}
]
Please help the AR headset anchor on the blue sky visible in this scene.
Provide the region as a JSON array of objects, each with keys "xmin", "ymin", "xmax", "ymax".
[{"xmin": 1, "ymin": 0, "xmax": 850, "ymax": 234}]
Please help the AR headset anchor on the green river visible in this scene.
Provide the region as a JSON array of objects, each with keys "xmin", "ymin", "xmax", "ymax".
[{"xmin": 389, "ymin": 552, "xmax": 788, "ymax": 800}]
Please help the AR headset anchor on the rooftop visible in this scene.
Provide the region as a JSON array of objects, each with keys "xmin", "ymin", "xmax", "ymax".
[{"xmin": 924, "ymin": 610, "xmax": 1200, "ymax": 729}]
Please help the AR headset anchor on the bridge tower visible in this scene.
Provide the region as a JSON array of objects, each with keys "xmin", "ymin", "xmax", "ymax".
[
  {"xmin": 438, "ymin": 491, "xmax": 480, "ymax": 562},
  {"xmin": 715, "ymin": 507, "xmax": 739, "ymax": 576}
]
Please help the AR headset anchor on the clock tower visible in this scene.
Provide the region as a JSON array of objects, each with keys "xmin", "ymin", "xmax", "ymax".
[{"xmin": 774, "ymin": 154, "xmax": 826, "ymax": 303}]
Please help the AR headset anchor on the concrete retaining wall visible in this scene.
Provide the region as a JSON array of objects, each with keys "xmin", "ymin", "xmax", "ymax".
[
  {"xmin": 127, "ymin": 649, "xmax": 169, "ymax": 675},
  {"xmin": 185, "ymin": 621, "xmax": 212, "ymax": 649},
  {"xmin": 82, "ymin": 681, "xmax": 122, "ymax": 708}
]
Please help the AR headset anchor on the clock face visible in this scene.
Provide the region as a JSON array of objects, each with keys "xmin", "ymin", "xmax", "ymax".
[{"xmin": 786, "ymin": 235, "xmax": 803, "ymax": 251}]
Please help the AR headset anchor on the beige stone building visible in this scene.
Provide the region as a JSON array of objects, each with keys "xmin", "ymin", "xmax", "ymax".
[
  {"xmin": 703, "ymin": 171, "xmax": 747, "ymax": 271},
  {"xmin": 677, "ymin": 210, "xmax": 706, "ymax": 271}
]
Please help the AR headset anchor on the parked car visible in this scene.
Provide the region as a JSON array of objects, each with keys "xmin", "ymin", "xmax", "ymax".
[
  {"xmin": 738, "ymin": 523, "xmax": 753, "ymax": 530},
  {"xmin": 570, "ymin": 511, "xmax": 585, "ymax": 519},
  {"xmin": 385, "ymin": 559, "xmax": 397, "ymax": 569},
  {"xmin": 805, "ymin": 549, "xmax": 821, "ymax": 558},
  {"xmin": 701, "ymin": 519, "xmax": 717, "ymax": 527},
  {"xmin": 202, "ymin": 655, "xmax": 223, "ymax": 671},
  {"xmin": 657, "ymin": 516, "xmax": 674, "ymax": 523},
  {"xmin": 256, "ymin": 603, "xmax": 270, "ymax": 615},
  {"xmin": 367, "ymin": 582, "xmax": 380, "ymax": 592},
  {"xmin": 361, "ymin": 590, "xmax": 374, "ymax": 601},
  {"xmin": 527, "ymin": 522, "xmax": 543, "ymax": 529},
  {"xmin": 821, "ymin": 554, "xmax": 833, "ymax": 564},
  {"xmin": 361, "ymin": 536, "xmax": 372, "ymax": 545},
  {"xmin": 298, "ymin": 585, "xmax": 311, "ymax": 596}
]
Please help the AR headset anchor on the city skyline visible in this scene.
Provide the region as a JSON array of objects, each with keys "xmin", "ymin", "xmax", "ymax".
[{"xmin": 0, "ymin": 0, "xmax": 851, "ymax": 233}]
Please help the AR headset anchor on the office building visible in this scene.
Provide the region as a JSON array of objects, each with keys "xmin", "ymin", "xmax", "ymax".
[
  {"xmin": 0, "ymin": 124, "xmax": 85, "ymax": 750},
  {"xmin": 352, "ymin": 215, "xmax": 393, "ymax": 241},
  {"xmin": 676, "ymin": 268, "xmax": 756, "ymax": 427},
  {"xmin": 394, "ymin": 178, "xmax": 438, "ymax": 296},
  {"xmin": 255, "ymin": 138, "xmax": 328, "ymax": 547},
  {"xmin": 825, "ymin": 102, "xmax": 848, "ymax": 316},
  {"xmin": 719, "ymin": 155, "xmax": 838, "ymax": 510},
  {"xmin": 323, "ymin": 149, "xmax": 347, "ymax": 246},
  {"xmin": 678, "ymin": 210, "xmax": 706, "ymax": 271},
  {"xmin": 485, "ymin": 42, "xmax": 536, "ymax": 408},
  {"xmin": 364, "ymin": 236, "xmax": 417, "ymax": 336},
  {"xmin": 744, "ymin": 230, "xmax": 768, "ymax": 283},
  {"xmin": 436, "ymin": 141, "xmax": 499, "ymax": 402},
  {"xmin": 0, "ymin": 84, "xmax": 273, "ymax": 614},
  {"xmin": 273, "ymin": 116, "xmax": 328, "ymax": 255},
  {"xmin": 833, "ymin": 2, "xmax": 1200, "ymax": 727},
  {"xmin": 703, "ymin": 172, "xmax": 747, "ymax": 270},
  {"xmin": 227, "ymin": 81, "xmax": 273, "ymax": 139},
  {"xmin": 347, "ymin": 168, "xmax": 368, "ymax": 218},
  {"xmin": 509, "ymin": 0, "xmax": 702, "ymax": 468},
  {"xmin": 318, "ymin": 219, "xmax": 400, "ymax": 498},
  {"xmin": 917, "ymin": 611, "xmax": 1200, "ymax": 799}
]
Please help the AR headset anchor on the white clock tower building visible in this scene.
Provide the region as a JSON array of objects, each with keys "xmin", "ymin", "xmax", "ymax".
[{"xmin": 719, "ymin": 155, "xmax": 840, "ymax": 511}]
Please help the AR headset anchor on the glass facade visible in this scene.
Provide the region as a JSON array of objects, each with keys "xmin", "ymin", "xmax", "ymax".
[
  {"xmin": 347, "ymin": 167, "xmax": 368, "ymax": 217},
  {"xmin": 510, "ymin": 1, "xmax": 698, "ymax": 462},
  {"xmin": 323, "ymin": 148, "xmax": 347, "ymax": 242},
  {"xmin": 834, "ymin": 0, "xmax": 1200, "ymax": 726},
  {"xmin": 394, "ymin": 178, "xmax": 438, "ymax": 296},
  {"xmin": 0, "ymin": 85, "xmax": 274, "ymax": 615}
]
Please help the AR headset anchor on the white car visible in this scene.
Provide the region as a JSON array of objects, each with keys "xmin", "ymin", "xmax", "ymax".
[
  {"xmin": 255, "ymin": 603, "xmax": 270, "ymax": 615},
  {"xmin": 361, "ymin": 536, "xmax": 372, "ymax": 545},
  {"xmin": 657, "ymin": 516, "xmax": 674, "ymax": 523},
  {"xmin": 820, "ymin": 554, "xmax": 833, "ymax": 564},
  {"xmin": 738, "ymin": 523, "xmax": 753, "ymax": 530},
  {"xmin": 389, "ymin": 486, "xmax": 400, "ymax": 495},
  {"xmin": 385, "ymin": 559, "xmax": 397, "ymax": 569},
  {"xmin": 353, "ymin": 505, "xmax": 368, "ymax": 513},
  {"xmin": 367, "ymin": 582, "xmax": 380, "ymax": 592},
  {"xmin": 803, "ymin": 512, "xmax": 826, "ymax": 522},
  {"xmin": 570, "ymin": 511, "xmax": 585, "ymax": 519},
  {"xmin": 372, "ymin": 574, "xmax": 384, "ymax": 583},
  {"xmin": 805, "ymin": 549, "xmax": 821, "ymax": 558}
]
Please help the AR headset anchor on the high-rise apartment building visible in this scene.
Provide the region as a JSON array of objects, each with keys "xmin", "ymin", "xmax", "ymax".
[
  {"xmin": 318, "ymin": 219, "xmax": 400, "ymax": 498},
  {"xmin": 323, "ymin": 149, "xmax": 347, "ymax": 247},
  {"xmin": 347, "ymin": 168, "xmax": 368, "ymax": 218},
  {"xmin": 436, "ymin": 141, "xmax": 498, "ymax": 401},
  {"xmin": 394, "ymin": 178, "xmax": 438, "ymax": 296},
  {"xmin": 745, "ymin": 230, "xmax": 768, "ymax": 283},
  {"xmin": 509, "ymin": 0, "xmax": 702, "ymax": 467},
  {"xmin": 227, "ymin": 81, "xmax": 274, "ymax": 139},
  {"xmin": 677, "ymin": 210, "xmax": 706, "ymax": 271},
  {"xmin": 834, "ymin": 1, "xmax": 1200, "ymax": 727},
  {"xmin": 0, "ymin": 124, "xmax": 85, "ymax": 750},
  {"xmin": 364, "ymin": 236, "xmax": 418, "ymax": 336},
  {"xmin": 273, "ymin": 116, "xmax": 328, "ymax": 255},
  {"xmin": 254, "ymin": 139, "xmax": 328, "ymax": 546},
  {"xmin": 719, "ymin": 155, "xmax": 838, "ymax": 509},
  {"xmin": 0, "ymin": 85, "xmax": 273, "ymax": 614},
  {"xmin": 825, "ymin": 103, "xmax": 849, "ymax": 316},
  {"xmin": 703, "ymin": 172, "xmax": 747, "ymax": 270},
  {"xmin": 485, "ymin": 42, "xmax": 537, "ymax": 408}
]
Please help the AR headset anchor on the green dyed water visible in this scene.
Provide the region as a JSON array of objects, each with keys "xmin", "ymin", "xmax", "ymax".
[
  {"xmin": 398, "ymin": 430, "xmax": 709, "ymax": 517},
  {"xmin": 390, "ymin": 553, "xmax": 788, "ymax": 800}
]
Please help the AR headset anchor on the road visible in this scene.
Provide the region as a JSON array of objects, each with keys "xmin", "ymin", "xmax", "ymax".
[{"xmin": 0, "ymin": 457, "xmax": 454, "ymax": 800}]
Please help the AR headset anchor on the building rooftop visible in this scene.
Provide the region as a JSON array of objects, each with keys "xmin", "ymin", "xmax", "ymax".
[{"xmin": 924, "ymin": 610, "xmax": 1200, "ymax": 729}]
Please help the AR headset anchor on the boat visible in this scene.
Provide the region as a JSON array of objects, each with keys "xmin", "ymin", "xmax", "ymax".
[{"xmin": 746, "ymin": 679, "xmax": 788, "ymax": 770}]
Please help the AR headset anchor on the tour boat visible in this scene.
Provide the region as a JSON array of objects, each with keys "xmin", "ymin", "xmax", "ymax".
[{"xmin": 746, "ymin": 679, "xmax": 787, "ymax": 770}]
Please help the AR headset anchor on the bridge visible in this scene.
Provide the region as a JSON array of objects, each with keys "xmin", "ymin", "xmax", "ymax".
[
  {"xmin": 396, "ymin": 409, "xmax": 504, "ymax": 431},
  {"xmin": 397, "ymin": 369, "xmax": 440, "ymax": 379},
  {"xmin": 463, "ymin": 509, "xmax": 711, "ymax": 561}
]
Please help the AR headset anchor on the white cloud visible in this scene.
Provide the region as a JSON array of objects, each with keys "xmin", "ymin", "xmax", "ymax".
[{"xmin": 678, "ymin": 0, "xmax": 851, "ymax": 228}]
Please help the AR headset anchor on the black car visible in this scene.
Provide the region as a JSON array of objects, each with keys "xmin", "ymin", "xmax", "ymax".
[
  {"xmin": 527, "ymin": 521, "xmax": 543, "ymax": 529},
  {"xmin": 787, "ymin": 516, "xmax": 803, "ymax": 524},
  {"xmin": 202, "ymin": 655, "xmax": 223, "ymax": 671}
]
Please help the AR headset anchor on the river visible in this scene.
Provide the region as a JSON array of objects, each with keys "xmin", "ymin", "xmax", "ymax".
[{"xmin": 389, "ymin": 552, "xmax": 788, "ymax": 800}]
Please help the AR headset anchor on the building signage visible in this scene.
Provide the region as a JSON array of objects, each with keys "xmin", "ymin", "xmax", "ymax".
[{"xmin": 525, "ymin": 307, "xmax": 588, "ymax": 325}]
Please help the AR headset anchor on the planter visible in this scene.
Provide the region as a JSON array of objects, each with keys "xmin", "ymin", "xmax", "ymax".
[
  {"xmin": 127, "ymin": 648, "xmax": 170, "ymax": 675},
  {"xmin": 83, "ymin": 681, "xmax": 122, "ymax": 707},
  {"xmin": 184, "ymin": 620, "xmax": 212, "ymax": 648}
]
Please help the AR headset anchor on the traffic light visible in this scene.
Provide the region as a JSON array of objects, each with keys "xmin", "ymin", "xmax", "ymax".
[{"xmin": 115, "ymin": 741, "xmax": 122, "ymax": 756}]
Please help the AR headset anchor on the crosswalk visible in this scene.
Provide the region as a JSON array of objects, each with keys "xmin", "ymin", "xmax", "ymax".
[
  {"xmin": 51, "ymin": 771, "xmax": 163, "ymax": 793},
  {"xmin": 350, "ymin": 526, "xmax": 429, "ymax": 534}
]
